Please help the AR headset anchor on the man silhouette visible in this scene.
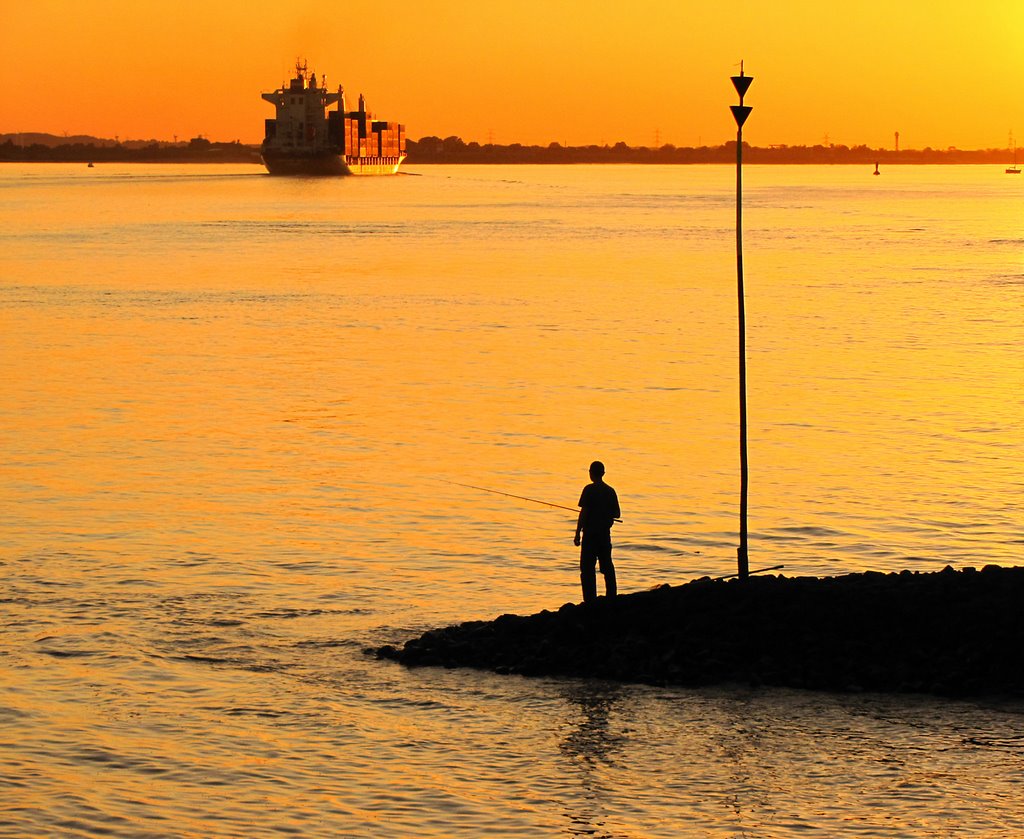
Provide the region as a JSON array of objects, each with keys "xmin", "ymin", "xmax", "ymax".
[{"xmin": 574, "ymin": 461, "xmax": 621, "ymax": 603}]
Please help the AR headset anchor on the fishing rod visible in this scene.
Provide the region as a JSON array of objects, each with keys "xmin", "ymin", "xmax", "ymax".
[{"xmin": 440, "ymin": 479, "xmax": 622, "ymax": 522}]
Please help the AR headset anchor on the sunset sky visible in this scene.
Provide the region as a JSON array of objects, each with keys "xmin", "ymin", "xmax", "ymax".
[{"xmin": 2, "ymin": 1, "xmax": 1021, "ymax": 149}]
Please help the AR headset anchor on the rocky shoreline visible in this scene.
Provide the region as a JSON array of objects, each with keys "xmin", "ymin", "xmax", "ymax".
[{"xmin": 373, "ymin": 566, "xmax": 1024, "ymax": 697}]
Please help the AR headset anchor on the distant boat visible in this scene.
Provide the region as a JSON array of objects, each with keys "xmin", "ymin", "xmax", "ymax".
[
  {"xmin": 873, "ymin": 162, "xmax": 880, "ymax": 176},
  {"xmin": 1007, "ymin": 133, "xmax": 1021, "ymax": 174},
  {"xmin": 87, "ymin": 162, "xmax": 94, "ymax": 168}
]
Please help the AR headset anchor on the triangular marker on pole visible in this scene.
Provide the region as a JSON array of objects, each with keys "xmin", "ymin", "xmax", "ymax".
[{"xmin": 731, "ymin": 105, "xmax": 752, "ymax": 128}]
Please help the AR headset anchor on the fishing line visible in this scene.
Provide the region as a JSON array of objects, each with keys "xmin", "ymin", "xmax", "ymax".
[
  {"xmin": 440, "ymin": 479, "xmax": 622, "ymax": 522},
  {"xmin": 440, "ymin": 479, "xmax": 579, "ymax": 513}
]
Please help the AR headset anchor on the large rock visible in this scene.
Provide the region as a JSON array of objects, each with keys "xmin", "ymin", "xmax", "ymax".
[{"xmin": 372, "ymin": 566, "xmax": 1024, "ymax": 696}]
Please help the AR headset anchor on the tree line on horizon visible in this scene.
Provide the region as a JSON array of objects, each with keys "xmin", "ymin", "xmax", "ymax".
[
  {"xmin": 0, "ymin": 132, "xmax": 1015, "ymax": 165},
  {"xmin": 0, "ymin": 135, "xmax": 259, "ymax": 163},
  {"xmin": 406, "ymin": 136, "xmax": 1016, "ymax": 165}
]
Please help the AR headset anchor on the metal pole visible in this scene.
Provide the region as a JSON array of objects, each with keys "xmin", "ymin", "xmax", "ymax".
[
  {"xmin": 730, "ymin": 64, "xmax": 753, "ymax": 581},
  {"xmin": 736, "ymin": 121, "xmax": 749, "ymax": 581}
]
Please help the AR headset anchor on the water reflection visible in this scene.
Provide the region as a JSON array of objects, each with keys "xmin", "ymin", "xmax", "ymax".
[
  {"xmin": 559, "ymin": 682, "xmax": 627, "ymax": 838},
  {"xmin": 714, "ymin": 691, "xmax": 779, "ymax": 830}
]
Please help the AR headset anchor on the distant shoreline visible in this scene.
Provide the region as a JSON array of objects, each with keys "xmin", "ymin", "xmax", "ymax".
[
  {"xmin": 0, "ymin": 137, "xmax": 262, "ymax": 165},
  {"xmin": 1, "ymin": 133, "xmax": 1016, "ymax": 166},
  {"xmin": 405, "ymin": 138, "xmax": 1015, "ymax": 166}
]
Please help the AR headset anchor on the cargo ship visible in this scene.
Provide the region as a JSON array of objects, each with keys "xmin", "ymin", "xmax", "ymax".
[{"xmin": 261, "ymin": 61, "xmax": 406, "ymax": 175}]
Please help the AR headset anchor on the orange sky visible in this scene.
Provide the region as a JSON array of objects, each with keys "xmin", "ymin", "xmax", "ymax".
[{"xmin": 2, "ymin": 1, "xmax": 1021, "ymax": 148}]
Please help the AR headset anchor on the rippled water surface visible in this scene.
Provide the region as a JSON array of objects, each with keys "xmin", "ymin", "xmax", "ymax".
[{"xmin": 1, "ymin": 163, "xmax": 1022, "ymax": 836}]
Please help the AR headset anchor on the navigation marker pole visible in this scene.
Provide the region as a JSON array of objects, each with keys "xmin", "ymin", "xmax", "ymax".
[{"xmin": 730, "ymin": 62, "xmax": 753, "ymax": 581}]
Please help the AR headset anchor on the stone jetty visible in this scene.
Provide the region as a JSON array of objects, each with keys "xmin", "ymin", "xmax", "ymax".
[{"xmin": 373, "ymin": 566, "xmax": 1024, "ymax": 697}]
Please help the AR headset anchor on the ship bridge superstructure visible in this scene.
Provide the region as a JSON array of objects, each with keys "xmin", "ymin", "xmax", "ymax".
[{"xmin": 261, "ymin": 61, "xmax": 342, "ymax": 152}]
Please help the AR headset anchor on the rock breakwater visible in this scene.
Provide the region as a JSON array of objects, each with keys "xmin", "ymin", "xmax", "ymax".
[{"xmin": 374, "ymin": 566, "xmax": 1024, "ymax": 696}]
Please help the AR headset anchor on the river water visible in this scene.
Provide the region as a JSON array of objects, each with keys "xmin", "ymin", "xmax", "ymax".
[{"xmin": 1, "ymin": 162, "xmax": 1021, "ymax": 836}]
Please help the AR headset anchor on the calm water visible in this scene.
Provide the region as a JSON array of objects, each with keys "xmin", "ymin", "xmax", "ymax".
[{"xmin": 1, "ymin": 162, "xmax": 1022, "ymax": 837}]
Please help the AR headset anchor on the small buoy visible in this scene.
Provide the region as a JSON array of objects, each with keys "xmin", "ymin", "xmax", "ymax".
[{"xmin": 87, "ymin": 162, "xmax": 94, "ymax": 168}]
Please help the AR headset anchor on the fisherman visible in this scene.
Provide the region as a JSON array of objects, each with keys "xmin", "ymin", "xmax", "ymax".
[{"xmin": 574, "ymin": 461, "xmax": 621, "ymax": 603}]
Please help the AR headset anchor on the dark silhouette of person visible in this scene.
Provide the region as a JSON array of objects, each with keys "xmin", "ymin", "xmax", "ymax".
[{"xmin": 574, "ymin": 461, "xmax": 621, "ymax": 602}]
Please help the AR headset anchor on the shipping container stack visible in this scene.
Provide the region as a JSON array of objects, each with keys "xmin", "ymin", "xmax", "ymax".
[
  {"xmin": 341, "ymin": 98, "xmax": 405, "ymax": 161},
  {"xmin": 372, "ymin": 121, "xmax": 404, "ymax": 160},
  {"xmin": 327, "ymin": 111, "xmax": 343, "ymax": 148}
]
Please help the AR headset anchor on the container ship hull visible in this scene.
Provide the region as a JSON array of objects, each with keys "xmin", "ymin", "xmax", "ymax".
[
  {"xmin": 261, "ymin": 149, "xmax": 406, "ymax": 176},
  {"xmin": 261, "ymin": 63, "xmax": 406, "ymax": 177}
]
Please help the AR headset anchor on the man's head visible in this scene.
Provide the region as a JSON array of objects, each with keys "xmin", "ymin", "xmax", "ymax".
[{"xmin": 589, "ymin": 461, "xmax": 605, "ymax": 481}]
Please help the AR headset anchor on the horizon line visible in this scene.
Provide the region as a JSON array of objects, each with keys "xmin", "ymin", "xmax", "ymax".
[{"xmin": 1, "ymin": 130, "xmax": 1017, "ymax": 155}]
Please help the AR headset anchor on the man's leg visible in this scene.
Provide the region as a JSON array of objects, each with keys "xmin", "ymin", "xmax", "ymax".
[
  {"xmin": 598, "ymin": 549, "xmax": 617, "ymax": 598},
  {"xmin": 580, "ymin": 551, "xmax": 598, "ymax": 602}
]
